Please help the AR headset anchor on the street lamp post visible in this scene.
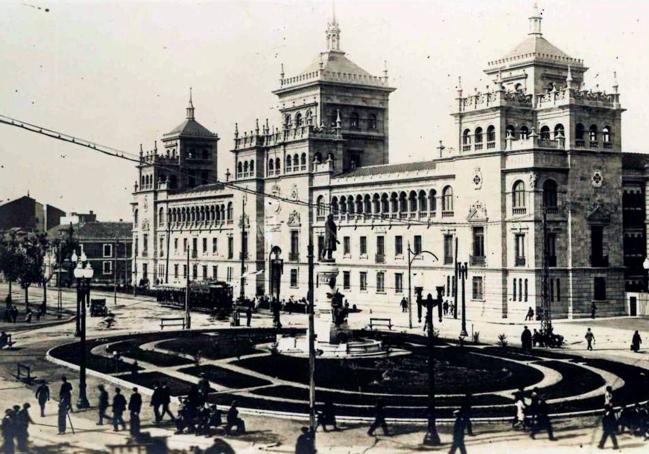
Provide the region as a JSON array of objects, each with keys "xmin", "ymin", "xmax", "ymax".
[
  {"xmin": 457, "ymin": 262, "xmax": 468, "ymax": 337},
  {"xmin": 407, "ymin": 243, "xmax": 438, "ymax": 327},
  {"xmin": 72, "ymin": 257, "xmax": 93, "ymax": 409},
  {"xmin": 423, "ymin": 285, "xmax": 444, "ymax": 446}
]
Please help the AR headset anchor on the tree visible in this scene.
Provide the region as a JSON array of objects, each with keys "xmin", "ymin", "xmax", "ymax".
[
  {"xmin": 0, "ymin": 230, "xmax": 24, "ymax": 306},
  {"xmin": 17, "ymin": 233, "xmax": 48, "ymax": 311}
]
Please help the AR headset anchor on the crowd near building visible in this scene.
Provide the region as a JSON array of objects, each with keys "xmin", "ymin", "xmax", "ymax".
[{"xmin": 131, "ymin": 7, "xmax": 649, "ymax": 320}]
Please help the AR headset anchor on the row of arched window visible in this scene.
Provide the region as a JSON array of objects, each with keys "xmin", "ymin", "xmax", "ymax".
[
  {"xmin": 161, "ymin": 203, "xmax": 233, "ymax": 226},
  {"xmin": 237, "ymin": 160, "xmax": 255, "ymax": 178},
  {"xmin": 462, "ymin": 125, "xmax": 496, "ymax": 151},
  {"xmin": 285, "ymin": 110, "xmax": 314, "ymax": 128},
  {"xmin": 511, "ymin": 179, "xmax": 558, "ymax": 214},
  {"xmin": 140, "ymin": 174, "xmax": 154, "ymax": 189},
  {"xmin": 323, "ymin": 187, "xmax": 455, "ymax": 219},
  {"xmin": 575, "ymin": 124, "xmax": 612, "ymax": 147}
]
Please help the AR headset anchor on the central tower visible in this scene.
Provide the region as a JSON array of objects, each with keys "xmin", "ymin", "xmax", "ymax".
[{"xmin": 272, "ymin": 13, "xmax": 395, "ymax": 173}]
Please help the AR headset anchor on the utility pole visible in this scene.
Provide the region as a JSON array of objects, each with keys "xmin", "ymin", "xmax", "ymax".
[
  {"xmin": 185, "ymin": 244, "xmax": 191, "ymax": 329},
  {"xmin": 239, "ymin": 195, "xmax": 247, "ymax": 301},
  {"xmin": 542, "ymin": 207, "xmax": 551, "ymax": 334},
  {"xmin": 165, "ymin": 204, "xmax": 171, "ymax": 284},
  {"xmin": 407, "ymin": 241, "xmax": 413, "ymax": 328},
  {"xmin": 423, "ymin": 286, "xmax": 444, "ymax": 446},
  {"xmin": 453, "ymin": 236, "xmax": 459, "ymax": 319},
  {"xmin": 458, "ymin": 262, "xmax": 468, "ymax": 337},
  {"xmin": 113, "ymin": 237, "xmax": 118, "ymax": 305},
  {"xmin": 307, "ymin": 182, "xmax": 316, "ymax": 450},
  {"xmin": 57, "ymin": 240, "xmax": 62, "ymax": 319}
]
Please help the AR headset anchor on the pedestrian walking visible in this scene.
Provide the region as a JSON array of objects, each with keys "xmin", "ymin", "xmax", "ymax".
[
  {"xmin": 316, "ymin": 400, "xmax": 338, "ymax": 432},
  {"xmin": 112, "ymin": 388, "xmax": 127, "ymax": 431},
  {"xmin": 400, "ymin": 297, "xmax": 408, "ymax": 313},
  {"xmin": 443, "ymin": 300, "xmax": 449, "ymax": 315},
  {"xmin": 57, "ymin": 401, "xmax": 67, "ymax": 435},
  {"xmin": 521, "ymin": 326, "xmax": 532, "ymax": 353},
  {"xmin": 295, "ymin": 426, "xmax": 315, "ymax": 454},
  {"xmin": 151, "ymin": 381, "xmax": 162, "ymax": 424},
  {"xmin": 604, "ymin": 386, "xmax": 613, "ymax": 407},
  {"xmin": 631, "ymin": 330, "xmax": 642, "ymax": 353},
  {"xmin": 367, "ymin": 402, "xmax": 388, "ymax": 436},
  {"xmin": 16, "ymin": 403, "xmax": 34, "ymax": 451},
  {"xmin": 598, "ymin": 405, "xmax": 619, "ymax": 449},
  {"xmin": 591, "ymin": 302, "xmax": 597, "ymax": 319},
  {"xmin": 460, "ymin": 393, "xmax": 474, "ymax": 436},
  {"xmin": 530, "ymin": 399, "xmax": 556, "ymax": 440},
  {"xmin": 129, "ymin": 387, "xmax": 142, "ymax": 436},
  {"xmin": 585, "ymin": 328, "xmax": 595, "ymax": 351},
  {"xmin": 416, "ymin": 296, "xmax": 423, "ymax": 323},
  {"xmin": 512, "ymin": 392, "xmax": 526, "ymax": 429},
  {"xmin": 59, "ymin": 376, "xmax": 73, "ymax": 412},
  {"xmin": 2, "ymin": 408, "xmax": 15, "ymax": 454},
  {"xmin": 246, "ymin": 304, "xmax": 252, "ymax": 327},
  {"xmin": 35, "ymin": 380, "xmax": 50, "ymax": 417},
  {"xmin": 159, "ymin": 383, "xmax": 175, "ymax": 422},
  {"xmin": 97, "ymin": 384, "xmax": 109, "ymax": 425},
  {"xmin": 449, "ymin": 409, "xmax": 468, "ymax": 454}
]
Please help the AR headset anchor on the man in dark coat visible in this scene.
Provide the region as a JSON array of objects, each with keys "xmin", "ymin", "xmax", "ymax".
[
  {"xmin": 112, "ymin": 388, "xmax": 127, "ymax": 431},
  {"xmin": 59, "ymin": 376, "xmax": 73, "ymax": 412},
  {"xmin": 35, "ymin": 380, "xmax": 50, "ymax": 417},
  {"xmin": 449, "ymin": 409, "xmax": 467, "ymax": 454},
  {"xmin": 295, "ymin": 426, "xmax": 315, "ymax": 454},
  {"xmin": 225, "ymin": 401, "xmax": 245, "ymax": 435},
  {"xmin": 159, "ymin": 383, "xmax": 175, "ymax": 422},
  {"xmin": 15, "ymin": 403, "xmax": 34, "ymax": 451},
  {"xmin": 631, "ymin": 330, "xmax": 642, "ymax": 352},
  {"xmin": 128, "ymin": 387, "xmax": 142, "ymax": 436},
  {"xmin": 530, "ymin": 398, "xmax": 556, "ymax": 441},
  {"xmin": 521, "ymin": 326, "xmax": 533, "ymax": 353},
  {"xmin": 57, "ymin": 401, "xmax": 67, "ymax": 435},
  {"xmin": 97, "ymin": 385, "xmax": 109, "ymax": 425},
  {"xmin": 2, "ymin": 408, "xmax": 15, "ymax": 454},
  {"xmin": 151, "ymin": 382, "xmax": 162, "ymax": 424},
  {"xmin": 598, "ymin": 404, "xmax": 619, "ymax": 449},
  {"xmin": 367, "ymin": 402, "xmax": 388, "ymax": 436}
]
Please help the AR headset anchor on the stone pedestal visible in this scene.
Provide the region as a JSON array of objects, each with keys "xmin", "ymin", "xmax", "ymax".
[{"xmin": 312, "ymin": 260, "xmax": 344, "ymax": 344}]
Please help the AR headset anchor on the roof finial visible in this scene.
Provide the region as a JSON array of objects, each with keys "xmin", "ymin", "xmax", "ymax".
[
  {"xmin": 280, "ymin": 63, "xmax": 285, "ymax": 80},
  {"xmin": 457, "ymin": 76, "xmax": 463, "ymax": 97},
  {"xmin": 186, "ymin": 87, "xmax": 195, "ymax": 120},
  {"xmin": 612, "ymin": 71, "xmax": 619, "ymax": 93},
  {"xmin": 326, "ymin": 1, "xmax": 341, "ymax": 52},
  {"xmin": 383, "ymin": 60, "xmax": 388, "ymax": 81},
  {"xmin": 529, "ymin": 1, "xmax": 543, "ymax": 36}
]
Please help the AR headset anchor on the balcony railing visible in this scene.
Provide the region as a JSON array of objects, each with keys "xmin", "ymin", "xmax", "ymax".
[
  {"xmin": 544, "ymin": 206, "xmax": 559, "ymax": 214},
  {"xmin": 289, "ymin": 252, "xmax": 300, "ymax": 262},
  {"xmin": 375, "ymin": 254, "xmax": 385, "ymax": 264},
  {"xmin": 590, "ymin": 255, "xmax": 609, "ymax": 267},
  {"xmin": 442, "ymin": 210, "xmax": 454, "ymax": 218},
  {"xmin": 603, "ymin": 142, "xmax": 613, "ymax": 149},
  {"xmin": 470, "ymin": 255, "xmax": 486, "ymax": 267},
  {"xmin": 590, "ymin": 141, "xmax": 599, "ymax": 148},
  {"xmin": 475, "ymin": 143, "xmax": 483, "ymax": 150},
  {"xmin": 512, "ymin": 207, "xmax": 527, "ymax": 215},
  {"xmin": 515, "ymin": 256, "xmax": 526, "ymax": 266},
  {"xmin": 462, "ymin": 145, "xmax": 471, "ymax": 151},
  {"xmin": 487, "ymin": 141, "xmax": 496, "ymax": 149},
  {"xmin": 576, "ymin": 139, "xmax": 586, "ymax": 148}
]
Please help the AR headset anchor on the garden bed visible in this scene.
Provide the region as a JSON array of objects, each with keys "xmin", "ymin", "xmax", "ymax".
[
  {"xmin": 178, "ymin": 365, "xmax": 271, "ymax": 389},
  {"xmin": 109, "ymin": 339, "xmax": 193, "ymax": 367},
  {"xmin": 125, "ymin": 372, "xmax": 195, "ymax": 396}
]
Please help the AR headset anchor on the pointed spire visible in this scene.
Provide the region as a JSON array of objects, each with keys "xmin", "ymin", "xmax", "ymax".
[
  {"xmin": 335, "ymin": 109, "xmax": 341, "ymax": 129},
  {"xmin": 280, "ymin": 63, "xmax": 285, "ymax": 80},
  {"xmin": 186, "ymin": 87, "xmax": 195, "ymax": 120},
  {"xmin": 326, "ymin": 2, "xmax": 342, "ymax": 52},
  {"xmin": 612, "ymin": 71, "xmax": 619, "ymax": 93},
  {"xmin": 456, "ymin": 76, "xmax": 463, "ymax": 97},
  {"xmin": 529, "ymin": 1, "xmax": 543, "ymax": 36},
  {"xmin": 234, "ymin": 122, "xmax": 239, "ymax": 139},
  {"xmin": 383, "ymin": 60, "xmax": 388, "ymax": 81}
]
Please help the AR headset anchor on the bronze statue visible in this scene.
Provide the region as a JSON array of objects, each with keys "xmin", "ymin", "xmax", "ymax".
[{"xmin": 322, "ymin": 214, "xmax": 339, "ymax": 261}]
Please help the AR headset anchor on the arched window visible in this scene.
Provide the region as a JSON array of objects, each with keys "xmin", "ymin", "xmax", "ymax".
[
  {"xmin": 390, "ymin": 192, "xmax": 398, "ymax": 215},
  {"xmin": 575, "ymin": 123, "xmax": 585, "ymax": 146},
  {"xmin": 300, "ymin": 153, "xmax": 306, "ymax": 169},
  {"xmin": 355, "ymin": 195, "xmax": 363, "ymax": 214},
  {"xmin": 237, "ymin": 162, "xmax": 243, "ymax": 175},
  {"xmin": 249, "ymin": 160, "xmax": 254, "ymax": 174},
  {"xmin": 243, "ymin": 161, "xmax": 249, "ymax": 174},
  {"xmin": 339, "ymin": 196, "xmax": 347, "ymax": 214},
  {"xmin": 514, "ymin": 83, "xmax": 523, "ymax": 92},
  {"xmin": 506, "ymin": 125, "xmax": 516, "ymax": 139},
  {"xmin": 364, "ymin": 195, "xmax": 372, "ymax": 214},
  {"xmin": 474, "ymin": 127, "xmax": 483, "ymax": 144},
  {"xmin": 442, "ymin": 186, "xmax": 453, "ymax": 212},
  {"xmin": 543, "ymin": 179, "xmax": 558, "ymax": 209},
  {"xmin": 540, "ymin": 126, "xmax": 551, "ymax": 140},
  {"xmin": 331, "ymin": 197, "xmax": 339, "ymax": 215},
  {"xmin": 293, "ymin": 154, "xmax": 299, "ymax": 168},
  {"xmin": 295, "ymin": 112, "xmax": 303, "ymax": 127},
  {"xmin": 215, "ymin": 206, "xmax": 221, "ymax": 221},
  {"xmin": 602, "ymin": 126, "xmax": 612, "ymax": 144},
  {"xmin": 305, "ymin": 110, "xmax": 313, "ymax": 125},
  {"xmin": 428, "ymin": 189, "xmax": 437, "ymax": 213},
  {"xmin": 554, "ymin": 124, "xmax": 565, "ymax": 139},
  {"xmin": 158, "ymin": 207, "xmax": 164, "ymax": 225},
  {"xmin": 227, "ymin": 202, "xmax": 233, "ymax": 220},
  {"xmin": 520, "ymin": 126, "xmax": 530, "ymax": 140},
  {"xmin": 134, "ymin": 208, "xmax": 139, "ymax": 225},
  {"xmin": 512, "ymin": 180, "xmax": 526, "ymax": 211},
  {"xmin": 275, "ymin": 158, "xmax": 281, "ymax": 173},
  {"xmin": 418, "ymin": 190, "xmax": 427, "ymax": 212},
  {"xmin": 487, "ymin": 125, "xmax": 496, "ymax": 144},
  {"xmin": 347, "ymin": 196, "xmax": 355, "ymax": 214},
  {"xmin": 268, "ymin": 158, "xmax": 274, "ymax": 174},
  {"xmin": 589, "ymin": 125, "xmax": 598, "ymax": 145},
  {"xmin": 368, "ymin": 114, "xmax": 377, "ymax": 130},
  {"xmin": 285, "ymin": 114, "xmax": 292, "ymax": 128},
  {"xmin": 399, "ymin": 192, "xmax": 407, "ymax": 214},
  {"xmin": 462, "ymin": 129, "xmax": 472, "ymax": 147},
  {"xmin": 316, "ymin": 195, "xmax": 325, "ymax": 217},
  {"xmin": 373, "ymin": 194, "xmax": 380, "ymax": 214},
  {"xmin": 286, "ymin": 155, "xmax": 292, "ymax": 171},
  {"xmin": 350, "ymin": 112, "xmax": 360, "ymax": 129},
  {"xmin": 381, "ymin": 193, "xmax": 389, "ymax": 214},
  {"xmin": 409, "ymin": 191, "xmax": 417, "ymax": 212}
]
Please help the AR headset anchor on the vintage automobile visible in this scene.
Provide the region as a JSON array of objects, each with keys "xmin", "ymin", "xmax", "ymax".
[{"xmin": 90, "ymin": 298, "xmax": 108, "ymax": 317}]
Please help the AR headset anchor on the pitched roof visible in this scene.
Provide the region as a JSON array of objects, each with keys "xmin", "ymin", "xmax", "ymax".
[
  {"xmin": 47, "ymin": 222, "xmax": 132, "ymax": 241},
  {"xmin": 164, "ymin": 118, "xmax": 216, "ymax": 139},
  {"xmin": 335, "ymin": 161, "xmax": 437, "ymax": 179},
  {"xmin": 301, "ymin": 51, "xmax": 373, "ymax": 78},
  {"xmin": 503, "ymin": 35, "xmax": 570, "ymax": 61}
]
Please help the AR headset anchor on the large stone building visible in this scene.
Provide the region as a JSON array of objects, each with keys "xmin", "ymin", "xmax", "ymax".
[
  {"xmin": 0, "ymin": 195, "xmax": 65, "ymax": 233},
  {"xmin": 132, "ymin": 7, "xmax": 648, "ymax": 320}
]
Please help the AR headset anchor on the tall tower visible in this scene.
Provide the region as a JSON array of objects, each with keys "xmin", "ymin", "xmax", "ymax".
[{"xmin": 273, "ymin": 12, "xmax": 395, "ymax": 172}]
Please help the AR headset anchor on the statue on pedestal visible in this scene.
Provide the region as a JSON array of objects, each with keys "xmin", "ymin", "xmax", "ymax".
[{"xmin": 321, "ymin": 214, "xmax": 339, "ymax": 261}]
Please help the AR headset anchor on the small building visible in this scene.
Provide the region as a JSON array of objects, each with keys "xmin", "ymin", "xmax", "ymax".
[{"xmin": 0, "ymin": 195, "xmax": 65, "ymax": 233}]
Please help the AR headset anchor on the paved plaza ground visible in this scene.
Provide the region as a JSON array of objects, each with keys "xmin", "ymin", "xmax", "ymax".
[{"xmin": 2, "ymin": 283, "xmax": 649, "ymax": 452}]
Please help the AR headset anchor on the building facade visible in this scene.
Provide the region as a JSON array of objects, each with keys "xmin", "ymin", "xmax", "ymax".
[
  {"xmin": 132, "ymin": 8, "xmax": 647, "ymax": 320},
  {"xmin": 0, "ymin": 195, "xmax": 65, "ymax": 233}
]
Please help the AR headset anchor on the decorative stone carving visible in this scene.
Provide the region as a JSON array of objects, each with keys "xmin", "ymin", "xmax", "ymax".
[
  {"xmin": 287, "ymin": 210, "xmax": 301, "ymax": 227},
  {"xmin": 467, "ymin": 201, "xmax": 488, "ymax": 222},
  {"xmin": 290, "ymin": 184, "xmax": 299, "ymax": 200},
  {"xmin": 529, "ymin": 173, "xmax": 537, "ymax": 189},
  {"xmin": 592, "ymin": 169, "xmax": 604, "ymax": 188},
  {"xmin": 472, "ymin": 168, "xmax": 483, "ymax": 190}
]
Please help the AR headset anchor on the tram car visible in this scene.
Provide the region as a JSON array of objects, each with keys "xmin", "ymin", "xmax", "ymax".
[{"xmin": 155, "ymin": 280, "xmax": 233, "ymax": 319}]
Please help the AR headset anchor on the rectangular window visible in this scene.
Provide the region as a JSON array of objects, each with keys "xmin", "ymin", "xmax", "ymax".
[
  {"xmin": 518, "ymin": 278, "xmax": 523, "ymax": 301},
  {"xmin": 524, "ymin": 278, "xmax": 528, "ymax": 302},
  {"xmin": 143, "ymin": 234, "xmax": 149, "ymax": 255},
  {"xmin": 227, "ymin": 266, "xmax": 233, "ymax": 283},
  {"xmin": 591, "ymin": 226, "xmax": 606, "ymax": 266},
  {"xmin": 174, "ymin": 264, "xmax": 179, "ymax": 278},
  {"xmin": 192, "ymin": 264, "xmax": 198, "ymax": 280},
  {"xmin": 290, "ymin": 231, "xmax": 299, "ymax": 260},
  {"xmin": 443, "ymin": 234, "xmax": 454, "ymax": 264},
  {"xmin": 102, "ymin": 261, "xmax": 112, "ymax": 275},
  {"xmin": 547, "ymin": 233, "xmax": 556, "ymax": 265},
  {"xmin": 414, "ymin": 235, "xmax": 422, "ymax": 254},
  {"xmin": 212, "ymin": 238, "xmax": 217, "ymax": 254},
  {"xmin": 343, "ymin": 236, "xmax": 351, "ymax": 255},
  {"xmin": 395, "ymin": 235, "xmax": 403, "ymax": 256},
  {"xmin": 183, "ymin": 238, "xmax": 188, "ymax": 252},
  {"xmin": 317, "ymin": 235, "xmax": 324, "ymax": 259},
  {"xmin": 376, "ymin": 236, "xmax": 385, "ymax": 256},
  {"xmin": 446, "ymin": 276, "xmax": 451, "ymax": 296},
  {"xmin": 192, "ymin": 238, "xmax": 198, "ymax": 258},
  {"xmin": 472, "ymin": 276, "xmax": 484, "ymax": 300},
  {"xmin": 556, "ymin": 278, "xmax": 561, "ymax": 302},
  {"xmin": 183, "ymin": 264, "xmax": 187, "ymax": 278},
  {"xmin": 395, "ymin": 273, "xmax": 403, "ymax": 293},
  {"xmin": 159, "ymin": 237, "xmax": 165, "ymax": 257},
  {"xmin": 142, "ymin": 263, "xmax": 148, "ymax": 279},
  {"xmin": 174, "ymin": 238, "xmax": 178, "ymax": 254},
  {"xmin": 202, "ymin": 238, "xmax": 207, "ymax": 254},
  {"xmin": 513, "ymin": 278, "xmax": 517, "ymax": 301},
  {"xmin": 360, "ymin": 272, "xmax": 368, "ymax": 291},
  {"xmin": 360, "ymin": 236, "xmax": 367, "ymax": 255},
  {"xmin": 594, "ymin": 277, "xmax": 606, "ymax": 300},
  {"xmin": 290, "ymin": 269, "xmax": 298, "ymax": 288},
  {"xmin": 550, "ymin": 279, "xmax": 554, "ymax": 302},
  {"xmin": 212, "ymin": 265, "xmax": 218, "ymax": 279},
  {"xmin": 202, "ymin": 265, "xmax": 208, "ymax": 280},
  {"xmin": 376, "ymin": 272, "xmax": 385, "ymax": 293},
  {"xmin": 472, "ymin": 227, "xmax": 485, "ymax": 257},
  {"xmin": 343, "ymin": 271, "xmax": 351, "ymax": 290},
  {"xmin": 515, "ymin": 234, "xmax": 525, "ymax": 259},
  {"xmin": 228, "ymin": 237, "xmax": 234, "ymax": 259},
  {"xmin": 103, "ymin": 244, "xmax": 113, "ymax": 258}
]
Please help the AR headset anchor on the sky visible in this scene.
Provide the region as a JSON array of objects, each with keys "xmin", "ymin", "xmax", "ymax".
[{"xmin": 1, "ymin": 0, "xmax": 648, "ymax": 221}]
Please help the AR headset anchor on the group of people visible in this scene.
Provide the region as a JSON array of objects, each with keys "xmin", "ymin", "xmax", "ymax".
[
  {"xmin": 511, "ymin": 388, "xmax": 556, "ymax": 441},
  {"xmin": 96, "ymin": 384, "xmax": 142, "ymax": 434},
  {"xmin": 1, "ymin": 404, "xmax": 34, "ymax": 453}
]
